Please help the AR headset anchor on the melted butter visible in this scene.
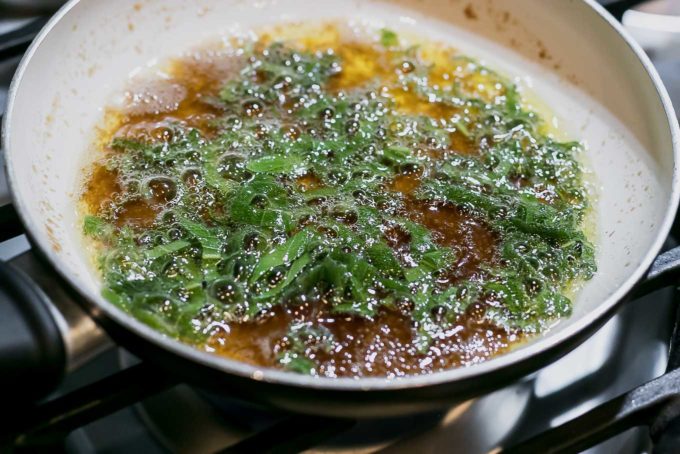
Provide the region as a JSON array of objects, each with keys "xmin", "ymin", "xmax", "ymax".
[
  {"xmin": 207, "ymin": 302, "xmax": 516, "ymax": 378},
  {"xmin": 113, "ymin": 52, "xmax": 237, "ymax": 143},
  {"xmin": 389, "ymin": 87, "xmax": 461, "ymax": 121},
  {"xmin": 407, "ymin": 200, "xmax": 498, "ymax": 282},
  {"xmin": 83, "ymin": 50, "xmax": 240, "ymax": 228},
  {"xmin": 82, "ymin": 164, "xmax": 120, "ymax": 213},
  {"xmin": 296, "ymin": 172, "xmax": 324, "ymax": 192},
  {"xmin": 328, "ymin": 41, "xmax": 391, "ymax": 91},
  {"xmin": 82, "ymin": 163, "xmax": 160, "ymax": 229},
  {"xmin": 390, "ymin": 171, "xmax": 498, "ymax": 283},
  {"xmin": 80, "ymin": 23, "xmax": 565, "ymax": 377},
  {"xmin": 449, "ymin": 130, "xmax": 478, "ymax": 156},
  {"xmin": 115, "ymin": 199, "xmax": 158, "ymax": 229}
]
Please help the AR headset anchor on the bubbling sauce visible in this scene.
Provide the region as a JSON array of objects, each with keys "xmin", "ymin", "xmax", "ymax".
[{"xmin": 81, "ymin": 23, "xmax": 595, "ymax": 377}]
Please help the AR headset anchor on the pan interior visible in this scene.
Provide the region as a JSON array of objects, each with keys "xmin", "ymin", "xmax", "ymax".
[{"xmin": 4, "ymin": 0, "xmax": 676, "ymax": 385}]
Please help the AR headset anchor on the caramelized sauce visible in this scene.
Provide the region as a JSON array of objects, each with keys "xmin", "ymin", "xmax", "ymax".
[
  {"xmin": 328, "ymin": 42, "xmax": 391, "ymax": 91},
  {"xmin": 113, "ymin": 52, "xmax": 238, "ymax": 142},
  {"xmin": 82, "ymin": 164, "xmax": 120, "ymax": 213},
  {"xmin": 296, "ymin": 172, "xmax": 324, "ymax": 192},
  {"xmin": 390, "ymin": 171, "xmax": 498, "ymax": 282},
  {"xmin": 80, "ymin": 24, "xmax": 573, "ymax": 377},
  {"xmin": 208, "ymin": 302, "xmax": 515, "ymax": 377},
  {"xmin": 449, "ymin": 130, "xmax": 478, "ymax": 156},
  {"xmin": 390, "ymin": 87, "xmax": 460, "ymax": 121},
  {"xmin": 84, "ymin": 52, "xmax": 240, "ymax": 228},
  {"xmin": 408, "ymin": 201, "xmax": 498, "ymax": 282},
  {"xmin": 116, "ymin": 199, "xmax": 158, "ymax": 229}
]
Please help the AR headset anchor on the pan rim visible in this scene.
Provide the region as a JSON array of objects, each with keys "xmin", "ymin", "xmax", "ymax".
[{"xmin": 3, "ymin": 0, "xmax": 679, "ymax": 392}]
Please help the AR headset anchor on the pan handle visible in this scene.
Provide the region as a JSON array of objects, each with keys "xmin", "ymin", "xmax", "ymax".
[
  {"xmin": 0, "ymin": 250, "xmax": 111, "ymax": 405},
  {"xmin": 0, "ymin": 260, "xmax": 65, "ymax": 403},
  {"xmin": 0, "ymin": 251, "xmax": 176, "ymax": 449}
]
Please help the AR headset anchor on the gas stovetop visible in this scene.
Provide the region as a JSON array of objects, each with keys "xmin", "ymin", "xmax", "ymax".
[{"xmin": 2, "ymin": 2, "xmax": 680, "ymax": 453}]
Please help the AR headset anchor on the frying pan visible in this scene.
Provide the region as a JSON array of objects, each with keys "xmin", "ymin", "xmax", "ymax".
[{"xmin": 2, "ymin": 0, "xmax": 679, "ymax": 419}]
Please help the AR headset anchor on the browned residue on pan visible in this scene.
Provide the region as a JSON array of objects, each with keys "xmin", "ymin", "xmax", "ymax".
[
  {"xmin": 45, "ymin": 221, "xmax": 62, "ymax": 253},
  {"xmin": 464, "ymin": 4, "xmax": 478, "ymax": 20}
]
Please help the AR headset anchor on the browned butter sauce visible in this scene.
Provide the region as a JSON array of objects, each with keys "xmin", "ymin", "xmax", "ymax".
[{"xmin": 83, "ymin": 25, "xmax": 521, "ymax": 377}]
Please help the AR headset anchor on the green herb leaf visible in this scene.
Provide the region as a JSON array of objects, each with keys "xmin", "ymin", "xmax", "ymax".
[
  {"xmin": 383, "ymin": 145, "xmax": 411, "ymax": 163},
  {"xmin": 250, "ymin": 230, "xmax": 312, "ymax": 284},
  {"xmin": 246, "ymin": 154, "xmax": 304, "ymax": 173},
  {"xmin": 279, "ymin": 352, "xmax": 316, "ymax": 374},
  {"xmin": 146, "ymin": 240, "xmax": 191, "ymax": 259},
  {"xmin": 366, "ymin": 242, "xmax": 401, "ymax": 277},
  {"xmin": 178, "ymin": 218, "xmax": 222, "ymax": 261},
  {"xmin": 83, "ymin": 215, "xmax": 110, "ymax": 239},
  {"xmin": 380, "ymin": 28, "xmax": 399, "ymax": 47},
  {"xmin": 256, "ymin": 252, "xmax": 312, "ymax": 298}
]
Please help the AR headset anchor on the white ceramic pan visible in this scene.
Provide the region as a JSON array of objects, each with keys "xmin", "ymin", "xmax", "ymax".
[{"xmin": 2, "ymin": 0, "xmax": 679, "ymax": 417}]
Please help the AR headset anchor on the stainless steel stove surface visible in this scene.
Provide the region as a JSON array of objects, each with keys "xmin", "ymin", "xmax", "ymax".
[{"xmin": 1, "ymin": 2, "xmax": 679, "ymax": 453}]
